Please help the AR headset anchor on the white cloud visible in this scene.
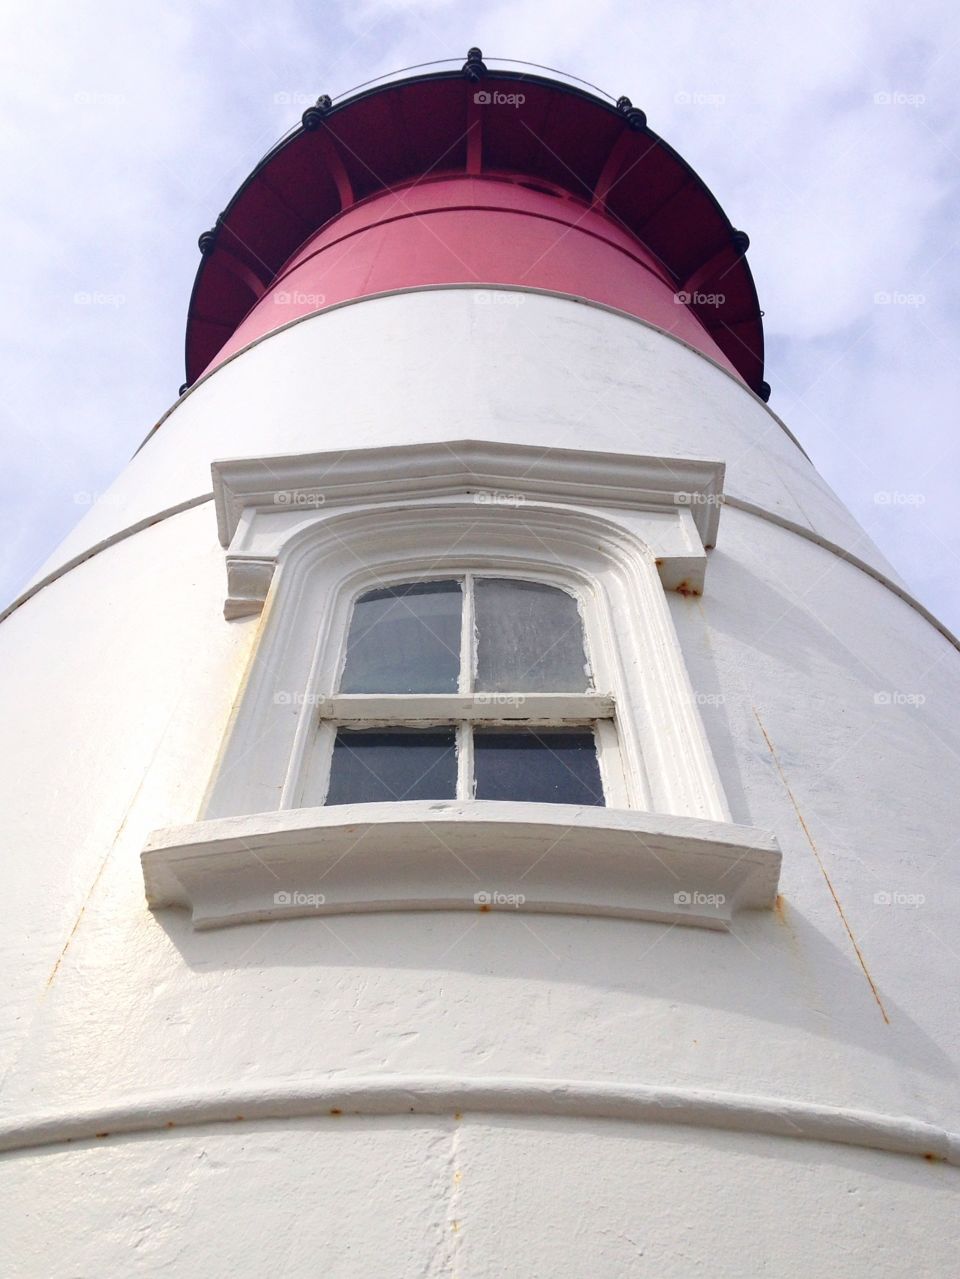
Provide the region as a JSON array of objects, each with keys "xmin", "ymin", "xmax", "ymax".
[{"xmin": 0, "ymin": 0, "xmax": 957, "ymax": 631}]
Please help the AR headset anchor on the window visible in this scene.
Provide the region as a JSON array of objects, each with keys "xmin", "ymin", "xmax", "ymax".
[{"xmin": 313, "ymin": 576, "xmax": 615, "ymax": 807}]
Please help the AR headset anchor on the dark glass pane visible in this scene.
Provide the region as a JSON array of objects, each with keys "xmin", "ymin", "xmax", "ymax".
[
  {"xmin": 474, "ymin": 578, "xmax": 590, "ymax": 693},
  {"xmin": 339, "ymin": 580, "xmax": 461, "ymax": 693},
  {"xmin": 325, "ymin": 728, "xmax": 457, "ymax": 804},
  {"xmin": 473, "ymin": 729, "xmax": 604, "ymax": 806}
]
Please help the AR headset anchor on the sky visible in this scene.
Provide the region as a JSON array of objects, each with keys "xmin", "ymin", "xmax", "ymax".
[{"xmin": 1, "ymin": 0, "xmax": 958, "ymax": 630}]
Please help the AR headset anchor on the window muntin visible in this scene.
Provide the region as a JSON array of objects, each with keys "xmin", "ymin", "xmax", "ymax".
[{"xmin": 318, "ymin": 575, "xmax": 613, "ymax": 807}]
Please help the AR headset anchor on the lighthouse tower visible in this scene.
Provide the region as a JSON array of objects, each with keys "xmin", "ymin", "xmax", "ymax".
[{"xmin": 1, "ymin": 53, "xmax": 958, "ymax": 1276}]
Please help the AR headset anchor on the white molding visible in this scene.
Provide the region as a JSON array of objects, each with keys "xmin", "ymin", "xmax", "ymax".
[
  {"xmin": 212, "ymin": 438, "xmax": 725, "ymax": 546},
  {"xmin": 201, "ymin": 502, "xmax": 730, "ymax": 823},
  {"xmin": 211, "ymin": 438, "xmax": 724, "ymax": 619},
  {"xmin": 142, "ymin": 801, "xmax": 780, "ymax": 932},
  {"xmin": 2, "ymin": 1076, "xmax": 955, "ymax": 1164}
]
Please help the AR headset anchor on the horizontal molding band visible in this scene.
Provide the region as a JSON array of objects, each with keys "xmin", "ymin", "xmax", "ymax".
[
  {"xmin": 139, "ymin": 284, "xmax": 808, "ymax": 456},
  {"xmin": 0, "ymin": 1075, "xmax": 956, "ymax": 1165},
  {"xmin": 2, "ymin": 483, "xmax": 956, "ymax": 657},
  {"xmin": 724, "ymin": 497, "xmax": 960, "ymax": 652},
  {"xmin": 0, "ymin": 494, "xmax": 214, "ymax": 627}
]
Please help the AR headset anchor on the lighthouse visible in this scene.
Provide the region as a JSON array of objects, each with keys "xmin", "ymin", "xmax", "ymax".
[{"xmin": 1, "ymin": 51, "xmax": 957, "ymax": 1275}]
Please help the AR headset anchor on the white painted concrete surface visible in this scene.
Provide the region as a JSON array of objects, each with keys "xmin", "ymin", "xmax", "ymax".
[{"xmin": 1, "ymin": 287, "xmax": 957, "ymax": 1275}]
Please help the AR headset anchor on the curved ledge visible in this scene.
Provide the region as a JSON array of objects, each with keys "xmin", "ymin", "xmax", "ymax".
[
  {"xmin": 724, "ymin": 497, "xmax": 960, "ymax": 651},
  {"xmin": 1, "ymin": 1075, "xmax": 956, "ymax": 1165},
  {"xmin": 142, "ymin": 802, "xmax": 781, "ymax": 931}
]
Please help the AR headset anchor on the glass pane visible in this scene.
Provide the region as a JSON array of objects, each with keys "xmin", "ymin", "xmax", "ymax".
[
  {"xmin": 473, "ymin": 729, "xmax": 604, "ymax": 806},
  {"xmin": 339, "ymin": 580, "xmax": 461, "ymax": 693},
  {"xmin": 474, "ymin": 578, "xmax": 590, "ymax": 692},
  {"xmin": 325, "ymin": 728, "xmax": 457, "ymax": 804}
]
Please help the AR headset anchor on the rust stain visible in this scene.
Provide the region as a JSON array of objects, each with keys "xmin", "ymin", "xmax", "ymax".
[
  {"xmin": 478, "ymin": 904, "xmax": 490, "ymax": 912},
  {"xmin": 753, "ymin": 707, "xmax": 890, "ymax": 1024},
  {"xmin": 774, "ymin": 894, "xmax": 787, "ymax": 920},
  {"xmin": 165, "ymin": 1120, "xmax": 176, "ymax": 1128},
  {"xmin": 329, "ymin": 1107, "xmax": 343, "ymax": 1116},
  {"xmin": 95, "ymin": 1131, "xmax": 110, "ymax": 1139},
  {"xmin": 44, "ymin": 811, "xmax": 129, "ymax": 990},
  {"xmin": 675, "ymin": 581, "xmax": 700, "ymax": 597}
]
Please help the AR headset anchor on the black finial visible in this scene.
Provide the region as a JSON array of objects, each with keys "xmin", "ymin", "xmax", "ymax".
[
  {"xmin": 198, "ymin": 228, "xmax": 217, "ymax": 255},
  {"xmin": 463, "ymin": 47, "xmax": 487, "ymax": 82},
  {"xmin": 178, "ymin": 383, "xmax": 189, "ymax": 397},
  {"xmin": 616, "ymin": 96, "xmax": 647, "ymax": 131},
  {"xmin": 731, "ymin": 229, "xmax": 750, "ymax": 254},
  {"xmin": 301, "ymin": 94, "xmax": 332, "ymax": 131},
  {"xmin": 758, "ymin": 381, "xmax": 771, "ymax": 402}
]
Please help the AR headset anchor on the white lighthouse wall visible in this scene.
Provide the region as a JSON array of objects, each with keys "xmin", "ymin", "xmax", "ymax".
[
  {"xmin": 1, "ymin": 292, "xmax": 958, "ymax": 1275},
  {"xmin": 25, "ymin": 290, "xmax": 906, "ymax": 592}
]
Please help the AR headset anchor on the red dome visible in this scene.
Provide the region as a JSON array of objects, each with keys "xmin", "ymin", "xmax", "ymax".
[{"xmin": 185, "ymin": 60, "xmax": 767, "ymax": 398}]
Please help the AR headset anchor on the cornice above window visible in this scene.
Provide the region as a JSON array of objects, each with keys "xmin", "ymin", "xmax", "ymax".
[{"xmin": 210, "ymin": 438, "xmax": 724, "ymax": 618}]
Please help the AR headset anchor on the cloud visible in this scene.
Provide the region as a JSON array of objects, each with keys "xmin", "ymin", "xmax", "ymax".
[{"xmin": 0, "ymin": 0, "xmax": 957, "ymax": 632}]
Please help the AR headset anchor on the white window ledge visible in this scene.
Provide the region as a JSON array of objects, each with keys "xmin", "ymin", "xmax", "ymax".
[{"xmin": 142, "ymin": 803, "xmax": 781, "ymax": 933}]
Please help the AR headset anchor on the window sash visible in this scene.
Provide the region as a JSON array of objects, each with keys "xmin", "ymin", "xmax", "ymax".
[
  {"xmin": 320, "ymin": 721, "xmax": 612, "ymax": 806},
  {"xmin": 316, "ymin": 692, "xmax": 614, "ymax": 723}
]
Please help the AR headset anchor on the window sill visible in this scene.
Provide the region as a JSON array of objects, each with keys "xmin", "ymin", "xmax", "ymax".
[{"xmin": 142, "ymin": 802, "xmax": 781, "ymax": 932}]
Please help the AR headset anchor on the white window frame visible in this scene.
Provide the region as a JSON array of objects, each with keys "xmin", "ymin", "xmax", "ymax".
[
  {"xmin": 142, "ymin": 440, "xmax": 782, "ymax": 933},
  {"xmin": 201, "ymin": 496, "xmax": 724, "ymax": 823},
  {"xmin": 293, "ymin": 568, "xmax": 629, "ymax": 809}
]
